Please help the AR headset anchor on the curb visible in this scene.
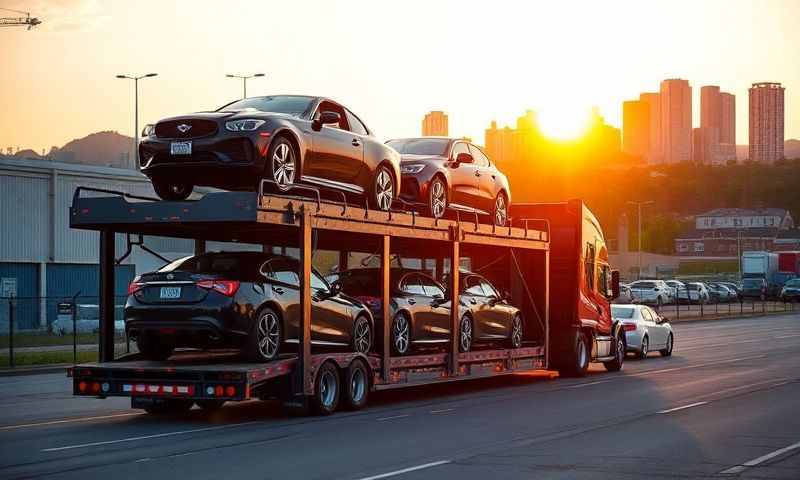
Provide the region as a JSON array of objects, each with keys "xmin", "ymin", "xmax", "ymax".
[
  {"xmin": 667, "ymin": 309, "xmax": 797, "ymax": 325},
  {"xmin": 0, "ymin": 364, "xmax": 70, "ymax": 377}
]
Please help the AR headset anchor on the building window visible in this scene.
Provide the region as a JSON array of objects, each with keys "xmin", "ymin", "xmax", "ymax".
[
  {"xmin": 693, "ymin": 242, "xmax": 705, "ymax": 252},
  {"xmin": 677, "ymin": 243, "xmax": 689, "ymax": 253}
]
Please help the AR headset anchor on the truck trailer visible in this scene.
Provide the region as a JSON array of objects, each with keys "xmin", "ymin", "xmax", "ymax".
[{"xmin": 68, "ymin": 186, "xmax": 622, "ymax": 415}]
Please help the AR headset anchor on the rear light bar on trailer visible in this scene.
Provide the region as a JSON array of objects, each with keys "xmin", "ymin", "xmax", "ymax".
[{"xmin": 196, "ymin": 280, "xmax": 240, "ymax": 296}]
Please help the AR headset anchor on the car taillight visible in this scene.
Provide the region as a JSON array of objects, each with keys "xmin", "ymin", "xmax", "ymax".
[
  {"xmin": 197, "ymin": 280, "xmax": 240, "ymax": 297},
  {"xmin": 127, "ymin": 282, "xmax": 144, "ymax": 295},
  {"xmin": 622, "ymin": 322, "xmax": 637, "ymax": 331}
]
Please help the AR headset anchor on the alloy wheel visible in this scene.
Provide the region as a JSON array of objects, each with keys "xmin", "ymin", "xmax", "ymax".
[
  {"xmin": 460, "ymin": 315, "xmax": 473, "ymax": 352},
  {"xmin": 272, "ymin": 143, "xmax": 296, "ymax": 189},
  {"xmin": 393, "ymin": 315, "xmax": 410, "ymax": 354},
  {"xmin": 319, "ymin": 370, "xmax": 338, "ymax": 409},
  {"xmin": 430, "ymin": 179, "xmax": 446, "ymax": 218},
  {"xmin": 511, "ymin": 316, "xmax": 523, "ymax": 348},
  {"xmin": 350, "ymin": 367, "xmax": 366, "ymax": 404},
  {"xmin": 353, "ymin": 317, "xmax": 372, "ymax": 354},
  {"xmin": 641, "ymin": 336, "xmax": 649, "ymax": 358},
  {"xmin": 494, "ymin": 194, "xmax": 507, "ymax": 226},
  {"xmin": 257, "ymin": 311, "xmax": 281, "ymax": 360},
  {"xmin": 375, "ymin": 167, "xmax": 393, "ymax": 211}
]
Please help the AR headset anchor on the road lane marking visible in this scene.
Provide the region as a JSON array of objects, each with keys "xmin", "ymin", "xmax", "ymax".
[
  {"xmin": 568, "ymin": 379, "xmax": 612, "ymax": 388},
  {"xmin": 657, "ymin": 401, "xmax": 708, "ymax": 414},
  {"xmin": 773, "ymin": 333, "xmax": 800, "ymax": 339},
  {"xmin": 355, "ymin": 460, "xmax": 451, "ymax": 480},
  {"xmin": 376, "ymin": 414, "xmax": 410, "ymax": 422},
  {"xmin": 0, "ymin": 412, "xmax": 144, "ymax": 431},
  {"xmin": 430, "ymin": 408, "xmax": 454, "ymax": 414},
  {"xmin": 719, "ymin": 440, "xmax": 800, "ymax": 475},
  {"xmin": 628, "ymin": 355, "xmax": 766, "ymax": 377},
  {"xmin": 678, "ymin": 339, "xmax": 762, "ymax": 351},
  {"xmin": 41, "ymin": 421, "xmax": 259, "ymax": 452}
]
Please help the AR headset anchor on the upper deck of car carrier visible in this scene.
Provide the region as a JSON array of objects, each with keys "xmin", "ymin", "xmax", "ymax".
[{"xmin": 68, "ymin": 182, "xmax": 550, "ymax": 411}]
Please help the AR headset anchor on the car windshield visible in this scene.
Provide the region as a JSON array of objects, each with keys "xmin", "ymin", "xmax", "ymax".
[
  {"xmin": 742, "ymin": 278, "xmax": 763, "ymax": 287},
  {"xmin": 218, "ymin": 95, "xmax": 313, "ymax": 116},
  {"xmin": 611, "ymin": 306, "xmax": 635, "ymax": 319},
  {"xmin": 387, "ymin": 138, "xmax": 450, "ymax": 156},
  {"xmin": 687, "ymin": 284, "xmax": 701, "ymax": 290},
  {"xmin": 785, "ymin": 279, "xmax": 800, "ymax": 287},
  {"xmin": 335, "ymin": 270, "xmax": 381, "ymax": 297},
  {"xmin": 632, "ymin": 281, "xmax": 656, "ymax": 288}
]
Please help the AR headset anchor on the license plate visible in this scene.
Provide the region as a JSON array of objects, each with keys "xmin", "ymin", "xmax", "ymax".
[
  {"xmin": 170, "ymin": 141, "xmax": 192, "ymax": 155},
  {"xmin": 159, "ymin": 287, "xmax": 182, "ymax": 299}
]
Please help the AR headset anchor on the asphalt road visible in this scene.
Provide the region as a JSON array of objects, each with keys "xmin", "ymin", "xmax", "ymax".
[{"xmin": 1, "ymin": 313, "xmax": 799, "ymax": 480}]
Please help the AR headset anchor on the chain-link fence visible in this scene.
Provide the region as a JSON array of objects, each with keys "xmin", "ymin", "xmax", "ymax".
[
  {"xmin": 0, "ymin": 295, "xmax": 131, "ymax": 367},
  {"xmin": 644, "ymin": 295, "xmax": 797, "ymax": 321}
]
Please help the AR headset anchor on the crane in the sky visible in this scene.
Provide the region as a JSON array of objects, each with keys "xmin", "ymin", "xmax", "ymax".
[{"xmin": 0, "ymin": 7, "xmax": 42, "ymax": 29}]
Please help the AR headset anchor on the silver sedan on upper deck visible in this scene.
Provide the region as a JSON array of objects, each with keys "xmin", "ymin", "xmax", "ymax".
[{"xmin": 611, "ymin": 304, "xmax": 674, "ymax": 359}]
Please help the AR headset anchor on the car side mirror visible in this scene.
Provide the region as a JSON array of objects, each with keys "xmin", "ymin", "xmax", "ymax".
[
  {"xmin": 502, "ymin": 290, "xmax": 511, "ymax": 301},
  {"xmin": 611, "ymin": 270, "xmax": 620, "ymax": 299},
  {"xmin": 454, "ymin": 152, "xmax": 473, "ymax": 165},
  {"xmin": 328, "ymin": 281, "xmax": 342, "ymax": 296},
  {"xmin": 312, "ymin": 111, "xmax": 341, "ymax": 131}
]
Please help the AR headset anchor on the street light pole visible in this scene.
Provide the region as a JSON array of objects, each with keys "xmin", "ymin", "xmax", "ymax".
[
  {"xmin": 226, "ymin": 73, "xmax": 265, "ymax": 99},
  {"xmin": 116, "ymin": 73, "xmax": 158, "ymax": 170},
  {"xmin": 628, "ymin": 200, "xmax": 655, "ymax": 280}
]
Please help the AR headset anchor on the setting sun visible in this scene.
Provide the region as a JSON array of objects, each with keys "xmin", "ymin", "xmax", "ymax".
[{"xmin": 538, "ymin": 107, "xmax": 591, "ymax": 141}]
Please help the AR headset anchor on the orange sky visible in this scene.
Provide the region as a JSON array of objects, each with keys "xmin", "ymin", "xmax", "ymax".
[{"xmin": 1, "ymin": 0, "xmax": 798, "ymax": 153}]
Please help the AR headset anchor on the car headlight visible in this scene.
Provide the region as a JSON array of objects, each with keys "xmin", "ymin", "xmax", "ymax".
[
  {"xmin": 141, "ymin": 124, "xmax": 155, "ymax": 137},
  {"xmin": 225, "ymin": 119, "xmax": 266, "ymax": 132},
  {"xmin": 400, "ymin": 164, "xmax": 425, "ymax": 174}
]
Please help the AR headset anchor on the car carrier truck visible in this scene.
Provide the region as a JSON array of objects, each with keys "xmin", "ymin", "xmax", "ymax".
[{"xmin": 68, "ymin": 185, "xmax": 622, "ymax": 415}]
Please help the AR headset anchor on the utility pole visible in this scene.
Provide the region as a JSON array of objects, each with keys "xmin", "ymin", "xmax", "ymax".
[
  {"xmin": 628, "ymin": 200, "xmax": 654, "ymax": 279},
  {"xmin": 226, "ymin": 73, "xmax": 265, "ymax": 99},
  {"xmin": 116, "ymin": 73, "xmax": 158, "ymax": 170}
]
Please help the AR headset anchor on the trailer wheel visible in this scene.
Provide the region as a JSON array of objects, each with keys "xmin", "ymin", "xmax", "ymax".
[
  {"xmin": 311, "ymin": 362, "xmax": 340, "ymax": 416},
  {"xmin": 556, "ymin": 330, "xmax": 589, "ymax": 377},
  {"xmin": 603, "ymin": 332, "xmax": 625, "ymax": 372},
  {"xmin": 342, "ymin": 359, "xmax": 370, "ymax": 411},
  {"xmin": 196, "ymin": 400, "xmax": 226, "ymax": 411}
]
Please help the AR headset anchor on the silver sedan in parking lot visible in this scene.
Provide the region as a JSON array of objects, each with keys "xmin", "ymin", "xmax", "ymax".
[{"xmin": 611, "ymin": 304, "xmax": 674, "ymax": 359}]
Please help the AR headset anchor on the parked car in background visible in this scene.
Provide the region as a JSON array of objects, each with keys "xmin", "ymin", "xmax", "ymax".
[
  {"xmin": 125, "ymin": 252, "xmax": 375, "ymax": 361},
  {"xmin": 664, "ymin": 280, "xmax": 686, "ymax": 300},
  {"xmin": 707, "ymin": 282, "xmax": 736, "ymax": 303},
  {"xmin": 611, "ymin": 304, "xmax": 673, "ymax": 359},
  {"xmin": 741, "ymin": 277, "xmax": 768, "ymax": 301},
  {"xmin": 628, "ymin": 280, "xmax": 671, "ymax": 307},
  {"xmin": 140, "ymin": 95, "xmax": 401, "ymax": 210},
  {"xmin": 51, "ymin": 304, "xmax": 126, "ymax": 335},
  {"xmin": 718, "ymin": 281, "xmax": 743, "ymax": 300},
  {"xmin": 613, "ymin": 284, "xmax": 634, "ymax": 304},
  {"xmin": 780, "ymin": 278, "xmax": 800, "ymax": 303},
  {"xmin": 676, "ymin": 282, "xmax": 710, "ymax": 304},
  {"xmin": 386, "ymin": 137, "xmax": 511, "ymax": 226}
]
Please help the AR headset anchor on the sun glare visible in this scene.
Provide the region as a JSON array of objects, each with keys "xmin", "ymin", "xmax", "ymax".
[{"xmin": 538, "ymin": 107, "xmax": 590, "ymax": 141}]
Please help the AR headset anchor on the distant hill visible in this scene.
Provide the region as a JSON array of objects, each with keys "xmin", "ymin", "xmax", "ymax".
[{"xmin": 53, "ymin": 131, "xmax": 133, "ymax": 168}]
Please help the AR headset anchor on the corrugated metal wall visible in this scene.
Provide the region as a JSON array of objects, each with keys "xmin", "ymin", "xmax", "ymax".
[
  {"xmin": 0, "ymin": 262, "xmax": 40, "ymax": 330},
  {"xmin": 0, "ymin": 175, "xmax": 49, "ymax": 262},
  {"xmin": 45, "ymin": 263, "xmax": 135, "ymax": 325}
]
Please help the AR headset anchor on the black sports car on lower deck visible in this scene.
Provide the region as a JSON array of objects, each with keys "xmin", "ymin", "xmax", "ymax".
[
  {"xmin": 139, "ymin": 95, "xmax": 400, "ymax": 210},
  {"xmin": 385, "ymin": 137, "xmax": 512, "ymax": 225},
  {"xmin": 125, "ymin": 252, "xmax": 374, "ymax": 362},
  {"xmin": 329, "ymin": 268, "xmax": 523, "ymax": 354}
]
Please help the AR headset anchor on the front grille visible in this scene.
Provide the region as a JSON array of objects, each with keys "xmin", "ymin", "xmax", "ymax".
[{"xmin": 155, "ymin": 119, "xmax": 218, "ymax": 139}]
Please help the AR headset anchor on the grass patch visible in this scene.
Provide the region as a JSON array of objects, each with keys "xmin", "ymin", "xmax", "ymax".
[
  {"xmin": 0, "ymin": 332, "xmax": 105, "ymax": 349},
  {"xmin": 1, "ymin": 350, "xmax": 98, "ymax": 367},
  {"xmin": 677, "ymin": 259, "xmax": 739, "ymax": 275}
]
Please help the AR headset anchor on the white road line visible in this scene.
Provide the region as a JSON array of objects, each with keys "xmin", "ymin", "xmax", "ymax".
[
  {"xmin": 773, "ymin": 333, "xmax": 800, "ymax": 339},
  {"xmin": 376, "ymin": 414, "xmax": 410, "ymax": 422},
  {"xmin": 41, "ymin": 421, "xmax": 259, "ymax": 452},
  {"xmin": 678, "ymin": 339, "xmax": 762, "ymax": 351},
  {"xmin": 657, "ymin": 401, "xmax": 708, "ymax": 414},
  {"xmin": 568, "ymin": 380, "xmax": 611, "ymax": 388},
  {"xmin": 430, "ymin": 408, "xmax": 454, "ymax": 414},
  {"xmin": 355, "ymin": 460, "xmax": 451, "ymax": 480},
  {"xmin": 0, "ymin": 412, "xmax": 143, "ymax": 431},
  {"xmin": 719, "ymin": 440, "xmax": 800, "ymax": 475},
  {"xmin": 628, "ymin": 355, "xmax": 766, "ymax": 377}
]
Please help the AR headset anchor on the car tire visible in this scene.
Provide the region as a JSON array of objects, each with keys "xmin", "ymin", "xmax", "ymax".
[
  {"xmin": 391, "ymin": 313, "xmax": 411, "ymax": 356},
  {"xmin": 639, "ymin": 335, "xmax": 649, "ymax": 359},
  {"xmin": 341, "ymin": 359, "xmax": 369, "ymax": 411},
  {"xmin": 493, "ymin": 191, "xmax": 508, "ymax": 227},
  {"xmin": 370, "ymin": 165, "xmax": 394, "ymax": 211},
  {"xmin": 509, "ymin": 314, "xmax": 523, "ymax": 349},
  {"xmin": 659, "ymin": 333, "xmax": 673, "ymax": 357},
  {"xmin": 428, "ymin": 176, "xmax": 447, "ymax": 219},
  {"xmin": 603, "ymin": 332, "xmax": 625, "ymax": 372},
  {"xmin": 311, "ymin": 362, "xmax": 340, "ymax": 416},
  {"xmin": 351, "ymin": 316, "xmax": 372, "ymax": 354},
  {"xmin": 246, "ymin": 307, "xmax": 282, "ymax": 362},
  {"xmin": 459, "ymin": 314, "xmax": 473, "ymax": 353},
  {"xmin": 136, "ymin": 335, "xmax": 174, "ymax": 361},
  {"xmin": 196, "ymin": 400, "xmax": 226, "ymax": 411},
  {"xmin": 152, "ymin": 178, "xmax": 193, "ymax": 201},
  {"xmin": 268, "ymin": 137, "xmax": 297, "ymax": 191},
  {"xmin": 556, "ymin": 330, "xmax": 589, "ymax": 377}
]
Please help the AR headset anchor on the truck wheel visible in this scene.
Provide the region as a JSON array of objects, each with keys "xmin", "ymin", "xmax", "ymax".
[
  {"xmin": 136, "ymin": 336, "xmax": 174, "ymax": 361},
  {"xmin": 341, "ymin": 359, "xmax": 370, "ymax": 411},
  {"xmin": 659, "ymin": 333, "xmax": 674, "ymax": 357},
  {"xmin": 603, "ymin": 333, "xmax": 625, "ymax": 372},
  {"xmin": 557, "ymin": 330, "xmax": 589, "ymax": 377},
  {"xmin": 311, "ymin": 362, "xmax": 340, "ymax": 416}
]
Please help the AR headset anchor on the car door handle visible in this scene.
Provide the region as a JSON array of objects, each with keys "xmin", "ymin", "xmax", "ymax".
[
  {"xmin": 474, "ymin": 171, "xmax": 481, "ymax": 177},
  {"xmin": 469, "ymin": 298, "xmax": 477, "ymax": 304},
  {"xmin": 352, "ymin": 139, "xmax": 361, "ymax": 147},
  {"xmin": 407, "ymin": 298, "xmax": 416, "ymax": 305},
  {"xmin": 272, "ymin": 286, "xmax": 284, "ymax": 295}
]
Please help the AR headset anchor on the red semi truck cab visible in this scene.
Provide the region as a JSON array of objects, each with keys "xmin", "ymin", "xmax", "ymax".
[{"xmin": 512, "ymin": 199, "xmax": 624, "ymax": 376}]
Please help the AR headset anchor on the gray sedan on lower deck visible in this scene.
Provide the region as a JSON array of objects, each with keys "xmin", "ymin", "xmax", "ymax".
[{"xmin": 611, "ymin": 304, "xmax": 674, "ymax": 358}]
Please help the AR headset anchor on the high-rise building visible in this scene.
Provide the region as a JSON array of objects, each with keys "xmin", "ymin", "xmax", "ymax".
[
  {"xmin": 693, "ymin": 127, "xmax": 719, "ymax": 165},
  {"xmin": 422, "ymin": 111, "xmax": 448, "ymax": 136},
  {"xmin": 622, "ymin": 99, "xmax": 650, "ymax": 159},
  {"xmin": 659, "ymin": 79, "xmax": 692, "ymax": 163},
  {"xmin": 749, "ymin": 82, "xmax": 785, "ymax": 163},
  {"xmin": 639, "ymin": 93, "xmax": 661, "ymax": 163},
  {"xmin": 699, "ymin": 86, "xmax": 736, "ymax": 164},
  {"xmin": 720, "ymin": 92, "xmax": 736, "ymax": 145}
]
